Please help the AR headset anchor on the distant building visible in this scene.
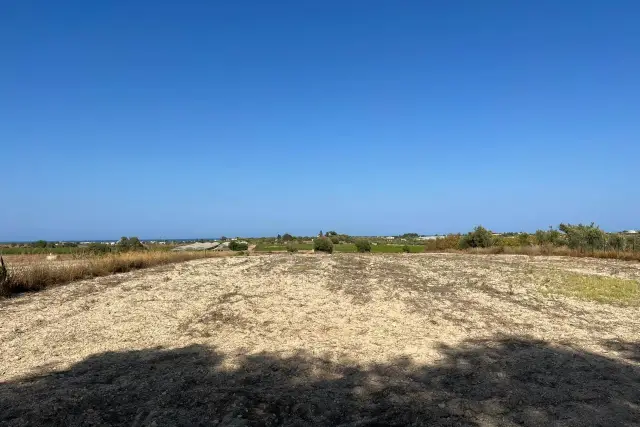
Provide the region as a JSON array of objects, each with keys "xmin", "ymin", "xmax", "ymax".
[{"xmin": 624, "ymin": 230, "xmax": 638, "ymax": 234}]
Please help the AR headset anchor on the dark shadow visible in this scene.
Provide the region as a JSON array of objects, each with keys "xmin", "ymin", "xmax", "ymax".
[
  {"xmin": 1, "ymin": 337, "xmax": 639, "ymax": 426},
  {"xmin": 603, "ymin": 339, "xmax": 640, "ymax": 363}
]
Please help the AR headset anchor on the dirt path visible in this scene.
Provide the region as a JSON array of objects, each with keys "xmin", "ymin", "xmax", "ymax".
[{"xmin": 1, "ymin": 254, "xmax": 639, "ymax": 426}]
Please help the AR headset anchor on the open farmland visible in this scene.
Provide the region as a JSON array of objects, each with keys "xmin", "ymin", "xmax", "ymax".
[{"xmin": 1, "ymin": 253, "xmax": 639, "ymax": 426}]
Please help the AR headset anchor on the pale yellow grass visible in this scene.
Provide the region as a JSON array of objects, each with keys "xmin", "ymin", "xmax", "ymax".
[{"xmin": 0, "ymin": 250, "xmax": 235, "ymax": 297}]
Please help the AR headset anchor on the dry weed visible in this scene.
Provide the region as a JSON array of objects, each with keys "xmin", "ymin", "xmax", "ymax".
[{"xmin": 0, "ymin": 251, "xmax": 234, "ymax": 297}]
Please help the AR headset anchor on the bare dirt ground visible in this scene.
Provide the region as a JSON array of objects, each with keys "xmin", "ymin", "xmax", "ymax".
[{"xmin": 1, "ymin": 253, "xmax": 639, "ymax": 426}]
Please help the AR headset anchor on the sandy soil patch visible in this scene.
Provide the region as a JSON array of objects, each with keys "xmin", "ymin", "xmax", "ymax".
[{"xmin": 1, "ymin": 254, "xmax": 639, "ymax": 426}]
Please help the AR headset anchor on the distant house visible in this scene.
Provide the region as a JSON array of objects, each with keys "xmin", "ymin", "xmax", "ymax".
[{"xmin": 624, "ymin": 230, "xmax": 638, "ymax": 234}]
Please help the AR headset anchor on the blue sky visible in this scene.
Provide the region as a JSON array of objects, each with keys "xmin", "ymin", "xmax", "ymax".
[{"xmin": 2, "ymin": 1, "xmax": 639, "ymax": 240}]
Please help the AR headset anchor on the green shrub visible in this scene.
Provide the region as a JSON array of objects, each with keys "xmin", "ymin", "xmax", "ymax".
[
  {"xmin": 423, "ymin": 234, "xmax": 462, "ymax": 251},
  {"xmin": 402, "ymin": 245, "xmax": 411, "ymax": 253},
  {"xmin": 330, "ymin": 236, "xmax": 340, "ymax": 245},
  {"xmin": 338, "ymin": 234, "xmax": 354, "ymax": 243},
  {"xmin": 517, "ymin": 233, "xmax": 531, "ymax": 246},
  {"xmin": 286, "ymin": 243, "xmax": 298, "ymax": 253},
  {"xmin": 313, "ymin": 237, "xmax": 334, "ymax": 254},
  {"xmin": 535, "ymin": 229, "xmax": 563, "ymax": 246},
  {"xmin": 229, "ymin": 241, "xmax": 249, "ymax": 251},
  {"xmin": 559, "ymin": 223, "xmax": 606, "ymax": 252},
  {"xmin": 87, "ymin": 243, "xmax": 112, "ymax": 255},
  {"xmin": 31, "ymin": 240, "xmax": 53, "ymax": 249},
  {"xmin": 459, "ymin": 226, "xmax": 493, "ymax": 249},
  {"xmin": 355, "ymin": 239, "xmax": 372, "ymax": 253},
  {"xmin": 608, "ymin": 234, "xmax": 626, "ymax": 251},
  {"xmin": 116, "ymin": 236, "xmax": 145, "ymax": 252}
]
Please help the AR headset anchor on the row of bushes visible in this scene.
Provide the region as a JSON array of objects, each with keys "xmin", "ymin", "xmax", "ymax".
[
  {"xmin": 458, "ymin": 224, "xmax": 638, "ymax": 253},
  {"xmin": 309, "ymin": 238, "xmax": 373, "ymax": 254},
  {"xmin": 310, "ymin": 238, "xmax": 413, "ymax": 254},
  {"xmin": 302, "ymin": 224, "xmax": 639, "ymax": 258}
]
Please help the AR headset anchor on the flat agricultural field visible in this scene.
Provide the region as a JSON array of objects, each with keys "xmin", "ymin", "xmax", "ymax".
[{"xmin": 1, "ymin": 253, "xmax": 639, "ymax": 426}]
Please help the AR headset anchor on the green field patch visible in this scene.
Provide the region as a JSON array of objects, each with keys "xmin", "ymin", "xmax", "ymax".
[{"xmin": 545, "ymin": 273, "xmax": 640, "ymax": 306}]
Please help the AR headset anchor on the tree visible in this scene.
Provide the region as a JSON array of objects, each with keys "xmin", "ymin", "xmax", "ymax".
[
  {"xmin": 32, "ymin": 240, "xmax": 49, "ymax": 248},
  {"xmin": 117, "ymin": 236, "xmax": 145, "ymax": 252},
  {"xmin": 459, "ymin": 226, "xmax": 493, "ymax": 249},
  {"xmin": 608, "ymin": 234, "xmax": 625, "ymax": 251},
  {"xmin": 400, "ymin": 233, "xmax": 419, "ymax": 239},
  {"xmin": 355, "ymin": 239, "xmax": 372, "ymax": 253},
  {"xmin": 326, "ymin": 231, "xmax": 338, "ymax": 236},
  {"xmin": 87, "ymin": 243, "xmax": 112, "ymax": 254},
  {"xmin": 518, "ymin": 233, "xmax": 531, "ymax": 246},
  {"xmin": 535, "ymin": 228, "xmax": 562, "ymax": 246},
  {"xmin": 282, "ymin": 233, "xmax": 293, "ymax": 242},
  {"xmin": 559, "ymin": 223, "xmax": 605, "ymax": 252},
  {"xmin": 313, "ymin": 237, "xmax": 334, "ymax": 254},
  {"xmin": 276, "ymin": 234, "xmax": 282, "ymax": 241},
  {"xmin": 318, "ymin": 230, "xmax": 324, "ymax": 237}
]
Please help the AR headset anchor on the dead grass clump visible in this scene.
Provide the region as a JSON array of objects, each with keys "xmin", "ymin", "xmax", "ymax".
[{"xmin": 0, "ymin": 251, "xmax": 231, "ymax": 298}]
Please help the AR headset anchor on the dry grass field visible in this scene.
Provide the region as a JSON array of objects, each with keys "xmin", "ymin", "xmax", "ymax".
[
  {"xmin": 0, "ymin": 251, "xmax": 236, "ymax": 297},
  {"xmin": 1, "ymin": 253, "xmax": 639, "ymax": 426}
]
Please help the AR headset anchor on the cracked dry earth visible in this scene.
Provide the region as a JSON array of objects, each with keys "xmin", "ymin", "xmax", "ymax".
[{"xmin": 1, "ymin": 254, "xmax": 639, "ymax": 426}]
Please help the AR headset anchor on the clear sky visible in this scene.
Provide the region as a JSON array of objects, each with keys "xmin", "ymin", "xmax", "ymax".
[{"xmin": 2, "ymin": 1, "xmax": 639, "ymax": 240}]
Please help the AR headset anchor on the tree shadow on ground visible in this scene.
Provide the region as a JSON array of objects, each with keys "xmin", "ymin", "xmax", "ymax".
[
  {"xmin": 603, "ymin": 339, "xmax": 640, "ymax": 363},
  {"xmin": 1, "ymin": 337, "xmax": 638, "ymax": 426}
]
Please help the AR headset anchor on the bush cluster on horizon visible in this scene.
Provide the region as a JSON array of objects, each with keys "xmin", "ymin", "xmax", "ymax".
[{"xmin": 453, "ymin": 223, "xmax": 636, "ymax": 254}]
